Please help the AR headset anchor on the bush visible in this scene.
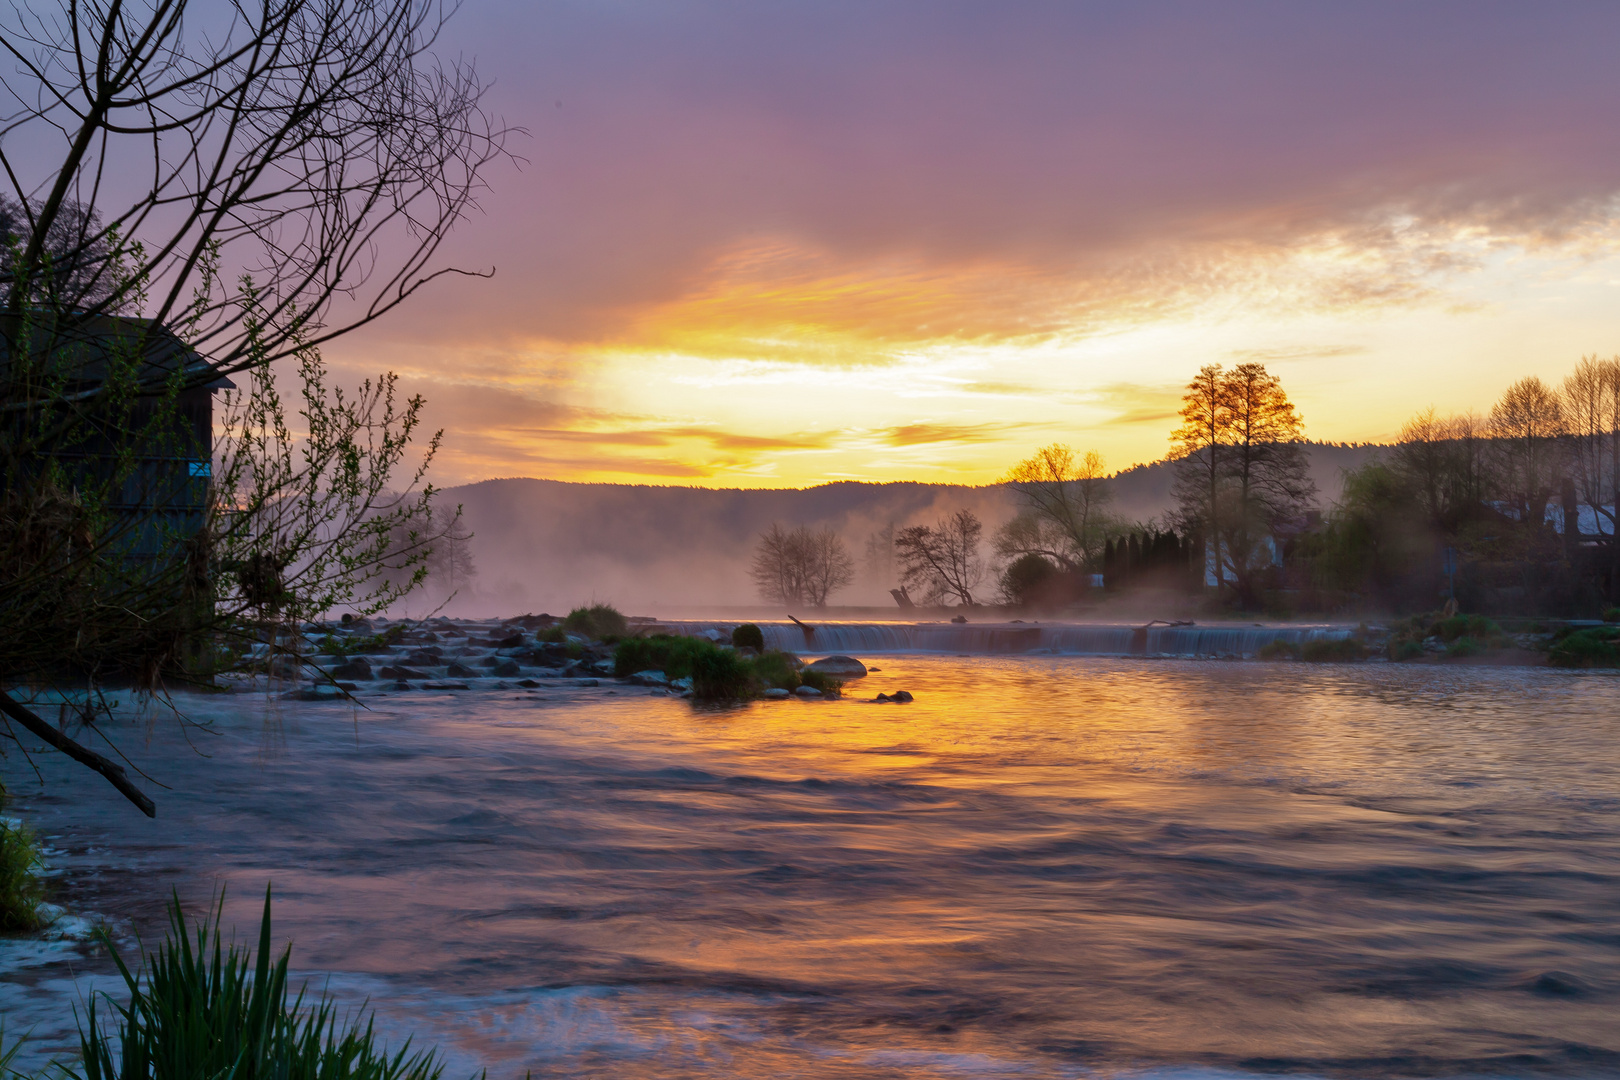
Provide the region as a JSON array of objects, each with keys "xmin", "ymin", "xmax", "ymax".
[
  {"xmin": 0, "ymin": 800, "xmax": 46, "ymax": 933},
  {"xmin": 690, "ymin": 647, "xmax": 755, "ymax": 701},
  {"xmin": 536, "ymin": 625, "xmax": 567, "ymax": 644},
  {"xmin": 1605, "ymin": 607, "xmax": 1620, "ymax": 623},
  {"xmin": 1300, "ymin": 637, "xmax": 1369, "ymax": 662},
  {"xmin": 731, "ymin": 623, "xmax": 765, "ymax": 650},
  {"xmin": 70, "ymin": 889, "xmax": 453, "ymax": 1080},
  {"xmin": 1433, "ymin": 614, "xmax": 1504, "ymax": 644},
  {"xmin": 1446, "ymin": 635, "xmax": 1485, "ymax": 658},
  {"xmin": 563, "ymin": 603, "xmax": 627, "ymax": 640},
  {"xmin": 750, "ymin": 651, "xmax": 801, "ymax": 691},
  {"xmin": 613, "ymin": 635, "xmax": 724, "ymax": 679},
  {"xmin": 1392, "ymin": 639, "xmax": 1425, "ymax": 662},
  {"xmin": 1258, "ymin": 640, "xmax": 1300, "ymax": 661},
  {"xmin": 798, "ymin": 668, "xmax": 844, "ymax": 697},
  {"xmin": 1548, "ymin": 626, "xmax": 1620, "ymax": 668}
]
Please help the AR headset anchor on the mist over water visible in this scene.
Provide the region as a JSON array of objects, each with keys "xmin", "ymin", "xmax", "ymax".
[{"xmin": 4, "ymin": 658, "xmax": 1618, "ymax": 1078}]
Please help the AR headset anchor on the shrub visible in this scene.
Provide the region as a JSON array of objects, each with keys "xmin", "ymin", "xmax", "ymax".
[
  {"xmin": 70, "ymin": 889, "xmax": 453, "ymax": 1080},
  {"xmin": 1433, "ymin": 614, "xmax": 1506, "ymax": 645},
  {"xmin": 563, "ymin": 603, "xmax": 627, "ymax": 640},
  {"xmin": 798, "ymin": 668, "xmax": 844, "ymax": 697},
  {"xmin": 0, "ymin": 800, "xmax": 46, "ymax": 933},
  {"xmin": 1300, "ymin": 637, "xmax": 1369, "ymax": 662},
  {"xmin": 751, "ymin": 650, "xmax": 801, "ymax": 691},
  {"xmin": 1392, "ymin": 639, "xmax": 1425, "ymax": 662},
  {"xmin": 690, "ymin": 647, "xmax": 755, "ymax": 701},
  {"xmin": 1446, "ymin": 636, "xmax": 1485, "ymax": 658},
  {"xmin": 1548, "ymin": 627, "xmax": 1620, "ymax": 668},
  {"xmin": 614, "ymin": 635, "xmax": 723, "ymax": 679},
  {"xmin": 1605, "ymin": 607, "xmax": 1620, "ymax": 623},
  {"xmin": 731, "ymin": 623, "xmax": 765, "ymax": 650},
  {"xmin": 1258, "ymin": 640, "xmax": 1300, "ymax": 661},
  {"xmin": 536, "ymin": 625, "xmax": 567, "ymax": 644}
]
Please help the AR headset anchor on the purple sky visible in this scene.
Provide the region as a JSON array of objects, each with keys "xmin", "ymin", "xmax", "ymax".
[{"xmin": 324, "ymin": 2, "xmax": 1620, "ymax": 485}]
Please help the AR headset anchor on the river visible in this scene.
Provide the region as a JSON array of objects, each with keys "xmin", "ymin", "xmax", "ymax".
[{"xmin": 2, "ymin": 656, "xmax": 1618, "ymax": 1078}]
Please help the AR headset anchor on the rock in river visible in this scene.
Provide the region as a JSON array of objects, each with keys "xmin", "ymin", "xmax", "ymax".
[{"xmin": 805, "ymin": 655, "xmax": 866, "ymax": 678}]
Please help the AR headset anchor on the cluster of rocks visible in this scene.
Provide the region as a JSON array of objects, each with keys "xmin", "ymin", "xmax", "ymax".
[{"xmin": 265, "ymin": 615, "xmax": 618, "ymax": 696}]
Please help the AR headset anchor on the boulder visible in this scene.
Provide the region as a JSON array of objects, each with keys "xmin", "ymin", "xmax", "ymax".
[
  {"xmin": 330, "ymin": 658, "xmax": 372, "ymax": 681},
  {"xmin": 378, "ymin": 665, "xmax": 427, "ymax": 680},
  {"xmin": 517, "ymin": 679, "xmax": 541, "ymax": 688},
  {"xmin": 492, "ymin": 659, "xmax": 521, "ymax": 677},
  {"xmin": 669, "ymin": 676, "xmax": 694, "ymax": 691},
  {"xmin": 446, "ymin": 662, "xmax": 476, "ymax": 678},
  {"xmin": 805, "ymin": 655, "xmax": 866, "ymax": 678},
  {"xmin": 762, "ymin": 687, "xmax": 791, "ymax": 699},
  {"xmin": 794, "ymin": 685, "xmax": 823, "ymax": 697},
  {"xmin": 892, "ymin": 690, "xmax": 914, "ymax": 703},
  {"xmin": 422, "ymin": 681, "xmax": 470, "ymax": 690},
  {"xmin": 405, "ymin": 648, "xmax": 443, "ymax": 665},
  {"xmin": 628, "ymin": 669, "xmax": 669, "ymax": 686},
  {"xmin": 575, "ymin": 678, "xmax": 599, "ymax": 687}
]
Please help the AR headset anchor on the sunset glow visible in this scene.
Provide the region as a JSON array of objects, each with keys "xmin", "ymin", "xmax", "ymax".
[{"xmin": 319, "ymin": 2, "xmax": 1620, "ymax": 488}]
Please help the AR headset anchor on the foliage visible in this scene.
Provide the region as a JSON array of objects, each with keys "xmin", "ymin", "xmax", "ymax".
[
  {"xmin": 999, "ymin": 553, "xmax": 1059, "ymax": 606},
  {"xmin": 0, "ymin": 800, "xmax": 46, "ymax": 933},
  {"xmin": 1257, "ymin": 640, "xmax": 1298, "ymax": 660},
  {"xmin": 689, "ymin": 648, "xmax": 756, "ymax": 701},
  {"xmin": 1446, "ymin": 636, "xmax": 1486, "ymax": 658},
  {"xmin": 797, "ymin": 668, "xmax": 844, "ymax": 697},
  {"xmin": 1432, "ymin": 614, "xmax": 1506, "ymax": 644},
  {"xmin": 749, "ymin": 524, "xmax": 855, "ymax": 607},
  {"xmin": 1607, "ymin": 607, "xmax": 1620, "ymax": 623},
  {"xmin": 1548, "ymin": 626, "xmax": 1620, "ymax": 668},
  {"xmin": 1392, "ymin": 639, "xmax": 1426, "ymax": 662},
  {"xmin": 1299, "ymin": 638, "xmax": 1369, "ymax": 662},
  {"xmin": 731, "ymin": 623, "xmax": 765, "ymax": 650},
  {"xmin": 66, "ymin": 890, "xmax": 453, "ymax": 1080},
  {"xmin": 996, "ymin": 444, "xmax": 1113, "ymax": 572},
  {"xmin": 613, "ymin": 635, "xmax": 718, "ymax": 679},
  {"xmin": 895, "ymin": 510, "xmax": 984, "ymax": 606},
  {"xmin": 1488, "ymin": 375, "xmax": 1567, "ymax": 528},
  {"xmin": 612, "ymin": 635, "xmax": 808, "ymax": 700},
  {"xmin": 1170, "ymin": 362, "xmax": 1315, "ymax": 607},
  {"xmin": 563, "ymin": 604, "xmax": 627, "ymax": 640}
]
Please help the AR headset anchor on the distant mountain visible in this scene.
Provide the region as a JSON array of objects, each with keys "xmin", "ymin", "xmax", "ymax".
[{"xmin": 428, "ymin": 442, "xmax": 1387, "ymax": 615}]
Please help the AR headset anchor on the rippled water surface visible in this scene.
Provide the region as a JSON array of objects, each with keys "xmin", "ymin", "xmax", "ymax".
[{"xmin": 4, "ymin": 657, "xmax": 1619, "ymax": 1078}]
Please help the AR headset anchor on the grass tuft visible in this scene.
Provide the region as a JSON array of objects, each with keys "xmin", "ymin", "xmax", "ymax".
[
  {"xmin": 1299, "ymin": 637, "xmax": 1370, "ymax": 662},
  {"xmin": 0, "ymin": 796, "xmax": 46, "ymax": 934},
  {"xmin": 1548, "ymin": 625, "xmax": 1620, "ymax": 668},
  {"xmin": 67, "ymin": 888, "xmax": 460, "ymax": 1080},
  {"xmin": 562, "ymin": 604, "xmax": 627, "ymax": 640}
]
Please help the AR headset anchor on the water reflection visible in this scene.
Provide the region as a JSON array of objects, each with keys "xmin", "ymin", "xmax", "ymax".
[{"xmin": 3, "ymin": 658, "xmax": 1618, "ymax": 1078}]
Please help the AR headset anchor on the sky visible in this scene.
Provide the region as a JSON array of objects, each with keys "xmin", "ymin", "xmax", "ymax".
[{"xmin": 318, "ymin": 0, "xmax": 1620, "ymax": 489}]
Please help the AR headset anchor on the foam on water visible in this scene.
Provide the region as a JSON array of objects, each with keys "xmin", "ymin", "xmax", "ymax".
[{"xmin": 656, "ymin": 621, "xmax": 1352, "ymax": 657}]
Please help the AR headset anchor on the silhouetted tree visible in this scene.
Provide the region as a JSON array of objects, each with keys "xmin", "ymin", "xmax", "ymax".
[
  {"xmin": 750, "ymin": 524, "xmax": 854, "ymax": 607},
  {"xmin": 996, "ymin": 444, "xmax": 1113, "ymax": 571},
  {"xmin": 895, "ymin": 510, "xmax": 983, "ymax": 606},
  {"xmin": 1171, "ymin": 363, "xmax": 1314, "ymax": 606},
  {"xmin": 1489, "ymin": 376, "xmax": 1566, "ymax": 529}
]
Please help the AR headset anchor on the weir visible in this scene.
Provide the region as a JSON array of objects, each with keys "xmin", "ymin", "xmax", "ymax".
[{"xmin": 648, "ymin": 621, "xmax": 1353, "ymax": 658}]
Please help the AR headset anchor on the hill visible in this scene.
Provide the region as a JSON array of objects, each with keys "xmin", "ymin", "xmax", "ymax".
[{"xmin": 426, "ymin": 442, "xmax": 1385, "ymax": 614}]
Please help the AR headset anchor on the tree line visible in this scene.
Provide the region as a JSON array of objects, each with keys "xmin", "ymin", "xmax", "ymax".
[{"xmin": 748, "ymin": 354, "xmax": 1620, "ymax": 615}]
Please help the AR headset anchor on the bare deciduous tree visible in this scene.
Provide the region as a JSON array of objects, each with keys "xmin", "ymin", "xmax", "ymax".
[
  {"xmin": 750, "ymin": 523, "xmax": 854, "ymax": 608},
  {"xmin": 0, "ymin": 0, "xmax": 509, "ymax": 373},
  {"xmin": 1562, "ymin": 357, "xmax": 1620, "ymax": 559},
  {"xmin": 996, "ymin": 444, "xmax": 1112, "ymax": 572},
  {"xmin": 895, "ymin": 510, "xmax": 983, "ymax": 606},
  {"xmin": 1488, "ymin": 376, "xmax": 1566, "ymax": 528}
]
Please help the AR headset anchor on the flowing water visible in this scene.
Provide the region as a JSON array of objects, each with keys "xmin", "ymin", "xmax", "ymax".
[{"xmin": 3, "ymin": 656, "xmax": 1618, "ymax": 1078}]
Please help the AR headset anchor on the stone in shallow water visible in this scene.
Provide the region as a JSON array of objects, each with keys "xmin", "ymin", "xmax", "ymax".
[
  {"xmin": 794, "ymin": 685, "xmax": 823, "ymax": 697},
  {"xmin": 762, "ymin": 687, "xmax": 791, "ymax": 699},
  {"xmin": 491, "ymin": 659, "xmax": 521, "ymax": 677},
  {"xmin": 422, "ymin": 682, "xmax": 470, "ymax": 691},
  {"xmin": 446, "ymin": 662, "xmax": 476, "ymax": 678},
  {"xmin": 805, "ymin": 655, "xmax": 866, "ymax": 678},
  {"xmin": 628, "ymin": 669, "xmax": 669, "ymax": 686},
  {"xmin": 330, "ymin": 658, "xmax": 372, "ymax": 680}
]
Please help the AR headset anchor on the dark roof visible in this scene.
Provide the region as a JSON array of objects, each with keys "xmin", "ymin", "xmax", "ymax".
[{"xmin": 0, "ymin": 311, "xmax": 231, "ymax": 392}]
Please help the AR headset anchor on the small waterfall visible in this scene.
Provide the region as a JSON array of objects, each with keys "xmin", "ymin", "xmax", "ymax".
[{"xmin": 648, "ymin": 622, "xmax": 1352, "ymax": 658}]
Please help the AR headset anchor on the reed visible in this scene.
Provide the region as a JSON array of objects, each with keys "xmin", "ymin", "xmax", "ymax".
[{"xmin": 66, "ymin": 889, "xmax": 459, "ymax": 1080}]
